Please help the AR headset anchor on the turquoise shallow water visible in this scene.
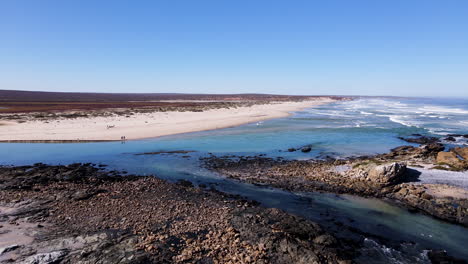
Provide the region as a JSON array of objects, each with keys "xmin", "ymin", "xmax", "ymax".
[{"xmin": 1, "ymin": 97, "xmax": 467, "ymax": 262}]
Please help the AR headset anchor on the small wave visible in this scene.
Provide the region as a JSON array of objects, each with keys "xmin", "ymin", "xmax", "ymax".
[
  {"xmin": 420, "ymin": 106, "xmax": 468, "ymax": 115},
  {"xmin": 427, "ymin": 127, "xmax": 458, "ymax": 136},
  {"xmin": 388, "ymin": 116, "xmax": 419, "ymax": 128},
  {"xmin": 308, "ymin": 111, "xmax": 352, "ymax": 118}
]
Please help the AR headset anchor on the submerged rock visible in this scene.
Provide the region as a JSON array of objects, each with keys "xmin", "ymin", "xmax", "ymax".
[
  {"xmin": 398, "ymin": 136, "xmax": 439, "ymax": 144},
  {"xmin": 301, "ymin": 146, "xmax": 312, "ymax": 153},
  {"xmin": 444, "ymin": 136, "xmax": 457, "ymax": 142}
]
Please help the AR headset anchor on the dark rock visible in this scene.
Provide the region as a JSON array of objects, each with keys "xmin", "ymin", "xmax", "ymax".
[
  {"xmin": 390, "ymin": 145, "xmax": 416, "ymax": 155},
  {"xmin": 445, "ymin": 136, "xmax": 456, "ymax": 142},
  {"xmin": 428, "ymin": 250, "xmax": 467, "ymax": 264},
  {"xmin": 287, "ymin": 148, "xmax": 297, "ymax": 152},
  {"xmin": 0, "ymin": 244, "xmax": 20, "ymax": 255},
  {"xmin": 301, "ymin": 147, "xmax": 312, "ymax": 153},
  {"xmin": 176, "ymin": 179, "xmax": 194, "ymax": 188},
  {"xmin": 398, "ymin": 136, "xmax": 439, "ymax": 144},
  {"xmin": 421, "ymin": 143, "xmax": 445, "ymax": 154},
  {"xmin": 313, "ymin": 234, "xmax": 337, "ymax": 246}
]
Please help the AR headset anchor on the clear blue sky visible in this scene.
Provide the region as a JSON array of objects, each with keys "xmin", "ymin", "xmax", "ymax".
[{"xmin": 1, "ymin": 0, "xmax": 467, "ymax": 97}]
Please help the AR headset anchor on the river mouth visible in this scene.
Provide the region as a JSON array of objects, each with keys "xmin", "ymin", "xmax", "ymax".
[
  {"xmin": 1, "ymin": 97, "xmax": 468, "ymax": 262},
  {"xmin": 1, "ymin": 147, "xmax": 467, "ymax": 261}
]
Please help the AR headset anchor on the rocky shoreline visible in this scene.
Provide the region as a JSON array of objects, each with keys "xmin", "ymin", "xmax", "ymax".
[
  {"xmin": 0, "ymin": 163, "xmax": 356, "ymax": 263},
  {"xmin": 202, "ymin": 142, "xmax": 468, "ymax": 227},
  {"xmin": 1, "ymin": 138, "xmax": 467, "ymax": 263}
]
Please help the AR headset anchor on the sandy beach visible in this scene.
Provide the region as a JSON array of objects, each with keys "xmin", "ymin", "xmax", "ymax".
[{"xmin": 0, "ymin": 98, "xmax": 334, "ymax": 141}]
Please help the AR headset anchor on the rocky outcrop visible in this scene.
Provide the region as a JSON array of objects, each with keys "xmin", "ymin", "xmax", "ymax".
[
  {"xmin": 0, "ymin": 163, "xmax": 354, "ymax": 263},
  {"xmin": 24, "ymin": 250, "xmax": 68, "ymax": 264},
  {"xmin": 437, "ymin": 152, "xmax": 464, "ymax": 166},
  {"xmin": 383, "ymin": 143, "xmax": 444, "ymax": 161},
  {"xmin": 436, "ymin": 147, "xmax": 468, "ymax": 170},
  {"xmin": 453, "ymin": 147, "xmax": 468, "ymax": 160},
  {"xmin": 203, "ymin": 149, "xmax": 468, "ymax": 227},
  {"xmin": 366, "ymin": 162, "xmax": 406, "ymax": 185},
  {"xmin": 398, "ymin": 136, "xmax": 440, "ymax": 144},
  {"xmin": 390, "ymin": 184, "xmax": 468, "ymax": 227}
]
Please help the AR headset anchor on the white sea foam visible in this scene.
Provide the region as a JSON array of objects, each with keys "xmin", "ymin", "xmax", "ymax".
[
  {"xmin": 388, "ymin": 116, "xmax": 419, "ymax": 127},
  {"xmin": 332, "ymin": 98, "xmax": 468, "ymax": 134},
  {"xmin": 358, "ymin": 238, "xmax": 429, "ymax": 264},
  {"xmin": 419, "ymin": 106, "xmax": 468, "ymax": 115}
]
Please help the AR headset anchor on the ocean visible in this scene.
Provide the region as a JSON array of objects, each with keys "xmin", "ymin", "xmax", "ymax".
[{"xmin": 1, "ymin": 97, "xmax": 467, "ymax": 262}]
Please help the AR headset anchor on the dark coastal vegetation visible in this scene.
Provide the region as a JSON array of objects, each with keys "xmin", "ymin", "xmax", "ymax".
[{"xmin": 0, "ymin": 90, "xmax": 346, "ymax": 123}]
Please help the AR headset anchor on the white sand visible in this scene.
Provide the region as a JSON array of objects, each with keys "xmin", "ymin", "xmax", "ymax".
[
  {"xmin": 408, "ymin": 166, "xmax": 468, "ymax": 189},
  {"xmin": 0, "ymin": 99, "xmax": 334, "ymax": 141}
]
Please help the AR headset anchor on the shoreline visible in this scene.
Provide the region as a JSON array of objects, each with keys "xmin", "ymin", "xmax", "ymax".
[
  {"xmin": 0, "ymin": 98, "xmax": 335, "ymax": 142},
  {"xmin": 203, "ymin": 143, "xmax": 468, "ymax": 227},
  {"xmin": 0, "ymin": 163, "xmax": 465, "ymax": 263},
  {"xmin": 0, "ymin": 163, "xmax": 355, "ymax": 263}
]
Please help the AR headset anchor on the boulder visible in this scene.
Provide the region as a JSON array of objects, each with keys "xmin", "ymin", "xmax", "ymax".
[
  {"xmin": 436, "ymin": 152, "xmax": 464, "ymax": 168},
  {"xmin": 367, "ymin": 162, "xmax": 407, "ymax": 185}
]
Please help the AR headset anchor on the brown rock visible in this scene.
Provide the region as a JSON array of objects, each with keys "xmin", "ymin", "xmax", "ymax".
[
  {"xmin": 436, "ymin": 152, "xmax": 464, "ymax": 168},
  {"xmin": 421, "ymin": 192, "xmax": 433, "ymax": 200},
  {"xmin": 452, "ymin": 147, "xmax": 468, "ymax": 160}
]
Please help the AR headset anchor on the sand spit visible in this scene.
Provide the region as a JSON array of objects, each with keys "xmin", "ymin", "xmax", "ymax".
[{"xmin": 0, "ymin": 99, "xmax": 334, "ymax": 141}]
